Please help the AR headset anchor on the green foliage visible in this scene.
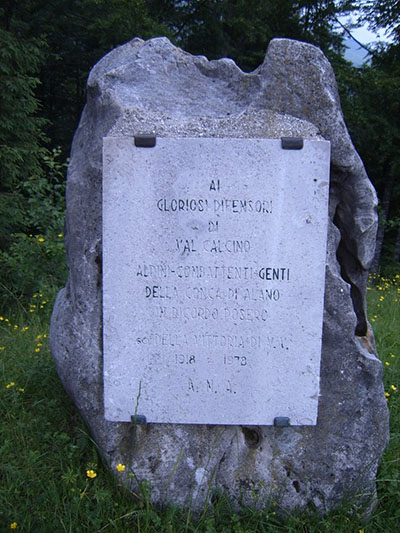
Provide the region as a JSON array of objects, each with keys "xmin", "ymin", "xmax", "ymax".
[
  {"xmin": 0, "ymin": 0, "xmax": 168, "ymax": 152},
  {"xmin": 17, "ymin": 148, "xmax": 67, "ymax": 234},
  {"xmin": 0, "ymin": 149, "xmax": 67, "ymax": 311},
  {"xmin": 367, "ymin": 274, "xmax": 400, "ymax": 529},
  {"xmin": 1, "ymin": 1, "xmax": 360, "ymax": 151},
  {"xmin": 361, "ymin": 0, "xmax": 400, "ymax": 42},
  {"xmin": 0, "ymin": 277, "xmax": 399, "ymax": 530},
  {"xmin": 0, "ymin": 28, "xmax": 47, "ymax": 249},
  {"xmin": 337, "ymin": 41, "xmax": 400, "ymax": 268},
  {"xmin": 146, "ymin": 0, "xmax": 357, "ymax": 72}
]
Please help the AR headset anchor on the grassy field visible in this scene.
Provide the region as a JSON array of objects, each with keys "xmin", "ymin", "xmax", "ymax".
[{"xmin": 1, "ymin": 276, "xmax": 399, "ymax": 532}]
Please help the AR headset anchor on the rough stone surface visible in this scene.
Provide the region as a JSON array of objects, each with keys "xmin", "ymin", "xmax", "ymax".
[{"xmin": 50, "ymin": 37, "xmax": 389, "ymax": 513}]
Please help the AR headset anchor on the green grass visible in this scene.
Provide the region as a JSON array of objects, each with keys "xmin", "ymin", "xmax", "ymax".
[{"xmin": 1, "ymin": 277, "xmax": 399, "ymax": 532}]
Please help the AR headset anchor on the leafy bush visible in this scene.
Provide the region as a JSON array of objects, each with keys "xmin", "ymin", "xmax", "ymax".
[
  {"xmin": 0, "ymin": 148, "xmax": 67, "ymax": 311},
  {"xmin": 0, "ymin": 28, "xmax": 47, "ymax": 250}
]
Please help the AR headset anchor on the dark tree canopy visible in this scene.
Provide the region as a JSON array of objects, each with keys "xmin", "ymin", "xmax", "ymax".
[
  {"xmin": 361, "ymin": 0, "xmax": 400, "ymax": 42},
  {"xmin": 0, "ymin": 28, "xmax": 46, "ymax": 248},
  {"xmin": 1, "ymin": 0, "xmax": 360, "ymax": 151}
]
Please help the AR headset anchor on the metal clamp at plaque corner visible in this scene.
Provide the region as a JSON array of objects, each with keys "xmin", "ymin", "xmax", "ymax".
[
  {"xmin": 134, "ymin": 134, "xmax": 156, "ymax": 148},
  {"xmin": 130, "ymin": 414, "xmax": 147, "ymax": 425},
  {"xmin": 274, "ymin": 416, "xmax": 291, "ymax": 427},
  {"xmin": 281, "ymin": 137, "xmax": 303, "ymax": 150}
]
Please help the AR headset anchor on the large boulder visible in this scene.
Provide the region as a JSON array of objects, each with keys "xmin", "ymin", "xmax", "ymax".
[{"xmin": 50, "ymin": 37, "xmax": 389, "ymax": 513}]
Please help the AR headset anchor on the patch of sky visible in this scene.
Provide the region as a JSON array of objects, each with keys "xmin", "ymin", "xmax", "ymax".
[{"xmin": 337, "ymin": 14, "xmax": 394, "ymax": 66}]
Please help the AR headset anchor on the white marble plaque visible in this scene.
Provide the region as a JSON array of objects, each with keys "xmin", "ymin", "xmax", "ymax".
[{"xmin": 103, "ymin": 137, "xmax": 330, "ymax": 425}]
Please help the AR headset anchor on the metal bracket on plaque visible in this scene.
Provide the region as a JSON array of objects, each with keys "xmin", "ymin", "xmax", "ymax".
[
  {"xmin": 281, "ymin": 137, "xmax": 303, "ymax": 150},
  {"xmin": 134, "ymin": 135, "xmax": 156, "ymax": 148},
  {"xmin": 274, "ymin": 416, "xmax": 291, "ymax": 427},
  {"xmin": 130, "ymin": 414, "xmax": 147, "ymax": 425}
]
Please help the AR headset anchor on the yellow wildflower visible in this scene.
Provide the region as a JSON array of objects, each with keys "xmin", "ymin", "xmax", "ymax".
[
  {"xmin": 0, "ymin": 346, "xmax": 5, "ymax": 351},
  {"xmin": 391, "ymin": 354, "xmax": 396, "ymax": 358},
  {"xmin": 18, "ymin": 388, "xmax": 24, "ymax": 393},
  {"xmin": 391, "ymin": 385, "xmax": 397, "ymax": 392},
  {"xmin": 10, "ymin": 523, "xmax": 17, "ymax": 530},
  {"xmin": 6, "ymin": 382, "xmax": 15, "ymax": 389},
  {"xmin": 385, "ymin": 392, "xmax": 390, "ymax": 397},
  {"xmin": 35, "ymin": 348, "xmax": 40, "ymax": 353},
  {"xmin": 385, "ymin": 362, "xmax": 390, "ymax": 366},
  {"xmin": 58, "ymin": 233, "xmax": 63, "ymax": 238},
  {"xmin": 86, "ymin": 469, "xmax": 97, "ymax": 479},
  {"xmin": 38, "ymin": 237, "xmax": 45, "ymax": 243},
  {"xmin": 116, "ymin": 463, "xmax": 126, "ymax": 472}
]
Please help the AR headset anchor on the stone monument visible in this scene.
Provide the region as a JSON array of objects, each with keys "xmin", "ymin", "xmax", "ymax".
[{"xmin": 50, "ymin": 37, "xmax": 389, "ymax": 513}]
